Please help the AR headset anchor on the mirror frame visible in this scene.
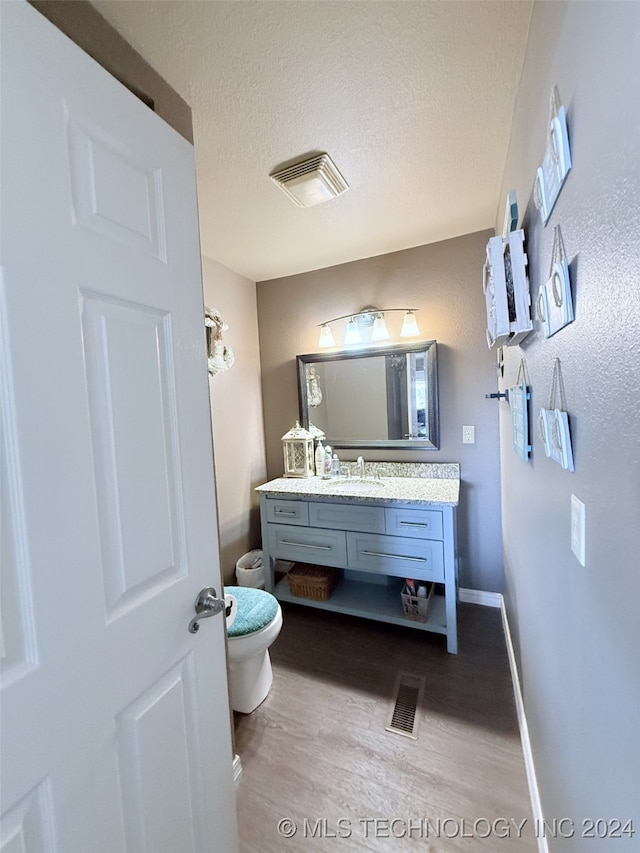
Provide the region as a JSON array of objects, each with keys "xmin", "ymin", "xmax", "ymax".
[{"xmin": 297, "ymin": 340, "xmax": 439, "ymax": 451}]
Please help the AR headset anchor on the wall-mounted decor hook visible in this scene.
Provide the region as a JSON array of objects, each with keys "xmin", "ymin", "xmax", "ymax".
[{"xmin": 485, "ymin": 390, "xmax": 510, "ymax": 402}]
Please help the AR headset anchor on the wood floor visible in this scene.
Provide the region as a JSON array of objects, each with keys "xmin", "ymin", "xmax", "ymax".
[{"xmin": 233, "ymin": 601, "xmax": 537, "ymax": 852}]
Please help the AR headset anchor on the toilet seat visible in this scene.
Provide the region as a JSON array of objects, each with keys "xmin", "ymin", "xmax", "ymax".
[{"xmin": 224, "ymin": 586, "xmax": 279, "ymax": 638}]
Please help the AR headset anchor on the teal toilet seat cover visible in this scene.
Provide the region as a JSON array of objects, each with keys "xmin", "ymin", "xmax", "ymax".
[{"xmin": 224, "ymin": 586, "xmax": 279, "ymax": 638}]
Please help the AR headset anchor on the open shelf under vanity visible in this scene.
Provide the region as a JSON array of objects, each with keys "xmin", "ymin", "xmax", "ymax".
[{"xmin": 274, "ymin": 572, "xmax": 448, "ymax": 635}]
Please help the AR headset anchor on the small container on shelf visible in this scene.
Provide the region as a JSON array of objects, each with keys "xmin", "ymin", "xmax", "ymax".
[
  {"xmin": 401, "ymin": 579, "xmax": 434, "ymax": 622},
  {"xmin": 314, "ymin": 439, "xmax": 325, "ymax": 477},
  {"xmin": 286, "ymin": 563, "xmax": 337, "ymax": 601},
  {"xmin": 331, "ymin": 453, "xmax": 340, "ymax": 477},
  {"xmin": 323, "ymin": 445, "xmax": 332, "ymax": 477}
]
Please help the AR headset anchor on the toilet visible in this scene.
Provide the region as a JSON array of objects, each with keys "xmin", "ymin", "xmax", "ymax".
[{"xmin": 224, "ymin": 585, "xmax": 283, "ymax": 714}]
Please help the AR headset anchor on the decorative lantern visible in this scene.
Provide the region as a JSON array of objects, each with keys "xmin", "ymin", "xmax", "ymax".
[
  {"xmin": 281, "ymin": 421, "xmax": 315, "ymax": 478},
  {"xmin": 308, "ymin": 421, "xmax": 326, "ymax": 442}
]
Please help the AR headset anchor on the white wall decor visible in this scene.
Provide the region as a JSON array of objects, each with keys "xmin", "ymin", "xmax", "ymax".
[
  {"xmin": 537, "ymin": 225, "xmax": 574, "ymax": 337},
  {"xmin": 205, "ymin": 308, "xmax": 235, "ymax": 376},
  {"xmin": 509, "ymin": 361, "xmax": 532, "ymax": 460},
  {"xmin": 511, "ymin": 385, "xmax": 532, "ymax": 460},
  {"xmin": 305, "ymin": 365, "xmax": 323, "ymax": 407},
  {"xmin": 534, "ymin": 86, "xmax": 572, "ymax": 225},
  {"xmin": 483, "ymin": 229, "xmax": 533, "ymax": 348},
  {"xmin": 539, "ymin": 359, "xmax": 574, "ymax": 471}
]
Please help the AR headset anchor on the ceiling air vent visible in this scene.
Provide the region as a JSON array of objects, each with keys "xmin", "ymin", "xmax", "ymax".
[{"xmin": 269, "ymin": 153, "xmax": 350, "ymax": 208}]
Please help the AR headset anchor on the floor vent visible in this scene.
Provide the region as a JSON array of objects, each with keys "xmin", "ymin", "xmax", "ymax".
[{"xmin": 385, "ymin": 672, "xmax": 425, "ymax": 740}]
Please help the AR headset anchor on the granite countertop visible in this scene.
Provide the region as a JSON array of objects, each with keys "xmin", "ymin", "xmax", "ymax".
[{"xmin": 255, "ymin": 476, "xmax": 459, "ymax": 507}]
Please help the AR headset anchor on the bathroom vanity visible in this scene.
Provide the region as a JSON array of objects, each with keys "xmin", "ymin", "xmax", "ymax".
[{"xmin": 256, "ymin": 466, "xmax": 459, "ymax": 653}]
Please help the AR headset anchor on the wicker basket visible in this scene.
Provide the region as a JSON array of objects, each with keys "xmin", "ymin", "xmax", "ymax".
[
  {"xmin": 401, "ymin": 582, "xmax": 434, "ymax": 622},
  {"xmin": 287, "ymin": 563, "xmax": 337, "ymax": 601}
]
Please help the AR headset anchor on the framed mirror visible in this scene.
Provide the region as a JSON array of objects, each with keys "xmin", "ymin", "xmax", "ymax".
[{"xmin": 297, "ymin": 341, "xmax": 439, "ymax": 450}]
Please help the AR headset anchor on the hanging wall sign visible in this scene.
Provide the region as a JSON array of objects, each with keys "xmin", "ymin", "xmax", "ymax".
[
  {"xmin": 509, "ymin": 360, "xmax": 532, "ymax": 460},
  {"xmin": 510, "ymin": 384, "xmax": 532, "ymax": 460},
  {"xmin": 539, "ymin": 407, "xmax": 574, "ymax": 471},
  {"xmin": 539, "ymin": 359, "xmax": 574, "ymax": 471},
  {"xmin": 534, "ymin": 86, "xmax": 572, "ymax": 225},
  {"xmin": 537, "ymin": 225, "xmax": 574, "ymax": 337}
]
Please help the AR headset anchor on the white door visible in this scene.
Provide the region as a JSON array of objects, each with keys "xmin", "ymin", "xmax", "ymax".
[{"xmin": 0, "ymin": 3, "xmax": 238, "ymax": 851}]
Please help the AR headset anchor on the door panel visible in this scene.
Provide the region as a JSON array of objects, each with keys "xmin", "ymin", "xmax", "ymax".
[
  {"xmin": 81, "ymin": 293, "xmax": 186, "ymax": 620},
  {"xmin": 0, "ymin": 301, "xmax": 38, "ymax": 685},
  {"xmin": 116, "ymin": 656, "xmax": 207, "ymax": 853},
  {"xmin": 66, "ymin": 110, "xmax": 167, "ymax": 261},
  {"xmin": 0, "ymin": 778, "xmax": 56, "ymax": 853}
]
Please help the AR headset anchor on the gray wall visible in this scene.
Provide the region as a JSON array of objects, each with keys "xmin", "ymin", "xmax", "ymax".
[
  {"xmin": 496, "ymin": 1, "xmax": 640, "ymax": 845},
  {"xmin": 257, "ymin": 230, "xmax": 504, "ymax": 592},
  {"xmin": 202, "ymin": 257, "xmax": 267, "ymax": 584}
]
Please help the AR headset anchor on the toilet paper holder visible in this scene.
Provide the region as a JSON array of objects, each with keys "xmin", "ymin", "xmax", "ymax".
[{"xmin": 485, "ymin": 390, "xmax": 509, "ymax": 402}]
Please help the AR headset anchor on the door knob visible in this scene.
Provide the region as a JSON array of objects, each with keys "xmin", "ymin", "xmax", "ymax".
[{"xmin": 188, "ymin": 586, "xmax": 227, "ymax": 633}]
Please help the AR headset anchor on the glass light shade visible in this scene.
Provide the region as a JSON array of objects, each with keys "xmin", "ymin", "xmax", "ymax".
[
  {"xmin": 318, "ymin": 324, "xmax": 336, "ymax": 348},
  {"xmin": 371, "ymin": 315, "xmax": 390, "ymax": 341},
  {"xmin": 344, "ymin": 318, "xmax": 362, "ymax": 345},
  {"xmin": 400, "ymin": 310, "xmax": 420, "ymax": 337}
]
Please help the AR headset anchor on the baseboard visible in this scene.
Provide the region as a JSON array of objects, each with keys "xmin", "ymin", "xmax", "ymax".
[
  {"xmin": 233, "ymin": 753, "xmax": 242, "ymax": 787},
  {"xmin": 500, "ymin": 597, "xmax": 549, "ymax": 853},
  {"xmin": 459, "ymin": 587, "xmax": 502, "ymax": 608}
]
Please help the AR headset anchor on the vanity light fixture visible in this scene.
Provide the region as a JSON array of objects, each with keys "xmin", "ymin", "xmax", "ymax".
[
  {"xmin": 344, "ymin": 318, "xmax": 362, "ymax": 345},
  {"xmin": 318, "ymin": 324, "xmax": 336, "ymax": 348},
  {"xmin": 371, "ymin": 315, "xmax": 390, "ymax": 341},
  {"xmin": 400, "ymin": 310, "xmax": 420, "ymax": 338},
  {"xmin": 317, "ymin": 307, "xmax": 420, "ymax": 348}
]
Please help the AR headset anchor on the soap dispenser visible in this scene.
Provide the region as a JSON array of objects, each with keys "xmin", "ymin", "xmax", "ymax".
[
  {"xmin": 315, "ymin": 439, "xmax": 325, "ymax": 477},
  {"xmin": 324, "ymin": 444, "xmax": 332, "ymax": 476}
]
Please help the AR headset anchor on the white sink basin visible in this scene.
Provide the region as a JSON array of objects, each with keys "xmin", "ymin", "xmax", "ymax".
[{"xmin": 321, "ymin": 477, "xmax": 385, "ymax": 491}]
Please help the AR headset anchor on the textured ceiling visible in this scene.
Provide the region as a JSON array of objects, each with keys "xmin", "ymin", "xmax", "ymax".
[{"xmin": 90, "ymin": 0, "xmax": 532, "ymax": 281}]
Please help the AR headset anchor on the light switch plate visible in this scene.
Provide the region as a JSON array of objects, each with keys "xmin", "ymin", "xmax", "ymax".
[
  {"xmin": 571, "ymin": 494, "xmax": 586, "ymax": 566},
  {"xmin": 462, "ymin": 425, "xmax": 475, "ymax": 444}
]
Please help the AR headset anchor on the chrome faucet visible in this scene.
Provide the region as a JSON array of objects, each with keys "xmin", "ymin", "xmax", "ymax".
[{"xmin": 356, "ymin": 456, "xmax": 365, "ymax": 478}]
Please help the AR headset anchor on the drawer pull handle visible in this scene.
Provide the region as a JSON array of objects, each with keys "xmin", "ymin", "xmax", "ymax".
[
  {"xmin": 362, "ymin": 549, "xmax": 427, "ymax": 563},
  {"xmin": 280, "ymin": 540, "xmax": 332, "ymax": 551},
  {"xmin": 399, "ymin": 521, "xmax": 428, "ymax": 528},
  {"xmin": 275, "ymin": 509, "xmax": 297, "ymax": 516}
]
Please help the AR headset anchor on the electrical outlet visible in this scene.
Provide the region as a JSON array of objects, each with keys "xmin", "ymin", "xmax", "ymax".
[
  {"xmin": 571, "ymin": 494, "xmax": 586, "ymax": 566},
  {"xmin": 462, "ymin": 425, "xmax": 475, "ymax": 444}
]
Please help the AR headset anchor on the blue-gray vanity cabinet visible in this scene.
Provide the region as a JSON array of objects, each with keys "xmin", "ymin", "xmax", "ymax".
[
  {"xmin": 346, "ymin": 532, "xmax": 445, "ymax": 581},
  {"xmin": 384, "ymin": 506, "xmax": 443, "ymax": 539},
  {"xmin": 258, "ymin": 490, "xmax": 458, "ymax": 653},
  {"xmin": 265, "ymin": 523, "xmax": 347, "ymax": 568},
  {"xmin": 265, "ymin": 498, "xmax": 309, "ymax": 526}
]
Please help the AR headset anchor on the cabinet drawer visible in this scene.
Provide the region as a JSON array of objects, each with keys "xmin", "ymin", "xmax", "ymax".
[
  {"xmin": 385, "ymin": 506, "xmax": 443, "ymax": 540},
  {"xmin": 309, "ymin": 501, "xmax": 385, "ymax": 533},
  {"xmin": 265, "ymin": 498, "xmax": 309, "ymax": 526},
  {"xmin": 347, "ymin": 532, "xmax": 445, "ymax": 581},
  {"xmin": 266, "ymin": 524, "xmax": 347, "ymax": 567}
]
